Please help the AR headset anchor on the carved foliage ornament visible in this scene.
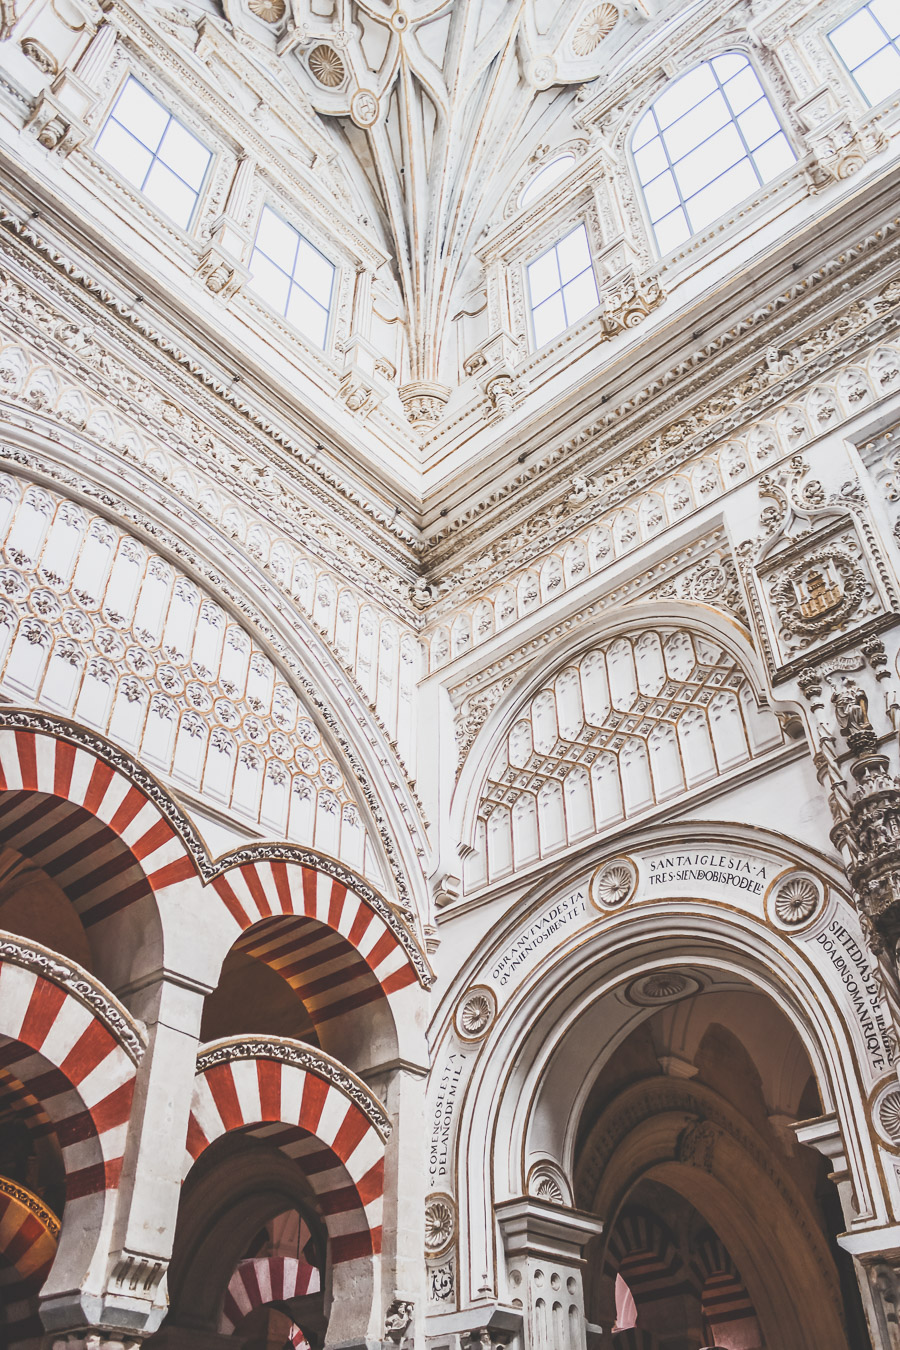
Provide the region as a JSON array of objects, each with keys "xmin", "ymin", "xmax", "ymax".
[
  {"xmin": 769, "ymin": 870, "xmax": 823, "ymax": 929},
  {"xmin": 455, "ymin": 985, "xmax": 497, "ymax": 1040},
  {"xmin": 590, "ymin": 856, "xmax": 637, "ymax": 910},
  {"xmin": 425, "ymin": 1193, "xmax": 456, "ymax": 1256}
]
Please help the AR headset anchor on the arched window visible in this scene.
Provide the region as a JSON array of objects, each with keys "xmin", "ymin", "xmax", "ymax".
[
  {"xmin": 520, "ymin": 154, "xmax": 576, "ymax": 208},
  {"xmin": 632, "ymin": 53, "xmax": 795, "ymax": 254},
  {"xmin": 830, "ymin": 2, "xmax": 900, "ymax": 106},
  {"xmin": 526, "ymin": 221, "xmax": 600, "ymax": 347}
]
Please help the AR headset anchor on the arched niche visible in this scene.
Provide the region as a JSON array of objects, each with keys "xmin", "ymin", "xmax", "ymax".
[
  {"xmin": 454, "ymin": 605, "xmax": 782, "ymax": 891},
  {"xmin": 439, "ymin": 829, "xmax": 886, "ymax": 1323}
]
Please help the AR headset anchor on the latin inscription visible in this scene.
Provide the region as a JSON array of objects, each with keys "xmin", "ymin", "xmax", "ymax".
[
  {"xmin": 647, "ymin": 852, "xmax": 769, "ymax": 896},
  {"xmin": 489, "ymin": 890, "xmax": 588, "ymax": 989},
  {"xmin": 814, "ymin": 918, "xmax": 892, "ymax": 1072},
  {"xmin": 429, "ymin": 1051, "xmax": 468, "ymax": 1185}
]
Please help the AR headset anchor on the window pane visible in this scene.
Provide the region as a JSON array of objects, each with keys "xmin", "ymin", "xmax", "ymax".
[
  {"xmin": 249, "ymin": 250, "xmax": 291, "ymax": 314},
  {"xmin": 295, "ymin": 238, "xmax": 334, "ymax": 307},
  {"xmin": 687, "ymin": 157, "xmax": 758, "ymax": 230},
  {"xmin": 723, "ymin": 67, "xmax": 765, "ymax": 115},
  {"xmin": 751, "ymin": 132, "xmax": 795, "ymax": 181},
  {"xmin": 96, "ymin": 121, "xmax": 153, "ymax": 188},
  {"xmin": 287, "ymin": 286, "xmax": 328, "ymax": 346},
  {"xmin": 653, "ymin": 63, "xmax": 716, "ymax": 129},
  {"xmin": 633, "ymin": 137, "xmax": 668, "ymax": 184},
  {"xmin": 114, "ymin": 79, "xmax": 169, "ymax": 151},
  {"xmin": 556, "ymin": 225, "xmax": 591, "ymax": 284},
  {"xmin": 677, "ymin": 123, "xmax": 745, "ymax": 199},
  {"xmin": 255, "ymin": 207, "xmax": 299, "ymax": 271},
  {"xmin": 711, "ymin": 52, "xmax": 748, "ymax": 81},
  {"xmin": 643, "ymin": 170, "xmax": 679, "ymax": 222},
  {"xmin": 662, "ymin": 91, "xmax": 731, "ymax": 163},
  {"xmin": 653, "ymin": 207, "xmax": 690, "ymax": 253},
  {"xmin": 855, "ymin": 44, "xmax": 900, "ymax": 102},
  {"xmin": 532, "ymin": 293, "xmax": 566, "ymax": 347},
  {"xmin": 143, "ymin": 161, "xmax": 198, "ymax": 227},
  {"xmin": 870, "ymin": 0, "xmax": 900, "ymax": 41},
  {"xmin": 832, "ymin": 9, "xmax": 887, "ymax": 66},
  {"xmin": 738, "ymin": 99, "xmax": 778, "ymax": 150},
  {"xmin": 520, "ymin": 154, "xmax": 576, "ymax": 207},
  {"xmin": 528, "ymin": 250, "xmax": 560, "ymax": 306},
  {"xmin": 158, "ymin": 120, "xmax": 210, "ymax": 190},
  {"xmin": 632, "ymin": 109, "xmax": 657, "ymax": 151},
  {"xmin": 562, "ymin": 271, "xmax": 599, "ymax": 325}
]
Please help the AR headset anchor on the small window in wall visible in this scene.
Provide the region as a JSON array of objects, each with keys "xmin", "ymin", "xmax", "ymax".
[
  {"xmin": 95, "ymin": 77, "xmax": 211, "ymax": 229},
  {"xmin": 520, "ymin": 154, "xmax": 577, "ymax": 209},
  {"xmin": 527, "ymin": 222, "xmax": 600, "ymax": 348},
  {"xmin": 830, "ymin": 1, "xmax": 900, "ymax": 106},
  {"xmin": 249, "ymin": 205, "xmax": 335, "ymax": 349},
  {"xmin": 632, "ymin": 53, "xmax": 795, "ymax": 255}
]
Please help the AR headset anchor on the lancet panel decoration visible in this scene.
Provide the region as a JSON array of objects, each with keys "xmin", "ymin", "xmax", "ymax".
[
  {"xmin": 0, "ymin": 475, "xmax": 384, "ymax": 883},
  {"xmin": 469, "ymin": 627, "xmax": 782, "ymax": 887}
]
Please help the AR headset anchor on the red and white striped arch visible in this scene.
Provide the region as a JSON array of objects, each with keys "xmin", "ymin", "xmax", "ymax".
[
  {"xmin": 185, "ymin": 1045, "xmax": 386, "ymax": 1265},
  {"xmin": 219, "ymin": 1253, "xmax": 319, "ymax": 1336},
  {"xmin": 0, "ymin": 950, "xmax": 142, "ymax": 1202},
  {"xmin": 212, "ymin": 862, "xmax": 420, "ymax": 1029},
  {"xmin": 0, "ymin": 729, "xmax": 196, "ymax": 928}
]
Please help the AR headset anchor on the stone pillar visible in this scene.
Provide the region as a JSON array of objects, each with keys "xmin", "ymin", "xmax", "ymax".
[
  {"xmin": 40, "ymin": 966, "xmax": 213, "ymax": 1339},
  {"xmin": 495, "ymin": 1197, "xmax": 604, "ymax": 1350}
]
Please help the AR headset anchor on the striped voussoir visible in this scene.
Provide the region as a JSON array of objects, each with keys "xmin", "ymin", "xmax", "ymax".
[
  {"xmin": 185, "ymin": 1050, "xmax": 385, "ymax": 1264},
  {"xmin": 219, "ymin": 1253, "xmax": 320, "ymax": 1334},
  {"xmin": 692, "ymin": 1233, "xmax": 756, "ymax": 1327},
  {"xmin": 0, "ymin": 1177, "xmax": 59, "ymax": 1346},
  {"xmin": 0, "ymin": 958, "xmax": 137, "ymax": 1200},
  {"xmin": 0, "ymin": 730, "xmax": 195, "ymax": 925},
  {"xmin": 213, "ymin": 861, "xmax": 418, "ymax": 1026},
  {"xmin": 608, "ymin": 1211, "xmax": 693, "ymax": 1301}
]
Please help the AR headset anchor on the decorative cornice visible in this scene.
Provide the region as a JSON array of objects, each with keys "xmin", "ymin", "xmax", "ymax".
[
  {"xmin": 0, "ymin": 929, "xmax": 146, "ymax": 1063},
  {"xmin": 196, "ymin": 1034, "xmax": 392, "ymax": 1139}
]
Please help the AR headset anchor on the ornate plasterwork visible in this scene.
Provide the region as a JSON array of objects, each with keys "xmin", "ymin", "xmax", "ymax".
[
  {"xmin": 740, "ymin": 458, "xmax": 900, "ymax": 682},
  {"xmin": 469, "ymin": 627, "xmax": 782, "ymax": 880},
  {"xmin": 0, "ymin": 209, "xmax": 417, "ymax": 576},
  {"xmin": 196, "ymin": 1035, "xmax": 392, "ymax": 1139},
  {"xmin": 423, "ymin": 225, "xmax": 900, "ymax": 566},
  {"xmin": 0, "ymin": 931, "xmax": 146, "ymax": 1062},
  {"xmin": 769, "ymin": 871, "xmax": 823, "ymax": 929},
  {"xmin": 0, "ymin": 442, "xmax": 428, "ymax": 905}
]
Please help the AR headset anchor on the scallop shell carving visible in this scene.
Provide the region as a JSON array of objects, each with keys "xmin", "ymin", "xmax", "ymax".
[
  {"xmin": 527, "ymin": 1161, "xmax": 571, "ymax": 1206},
  {"xmin": 455, "ymin": 985, "xmax": 497, "ymax": 1040},
  {"xmin": 642, "ymin": 973, "xmax": 687, "ymax": 1000},
  {"xmin": 248, "ymin": 0, "xmax": 285, "ymax": 20},
  {"xmin": 425, "ymin": 1194, "xmax": 455, "ymax": 1255},
  {"xmin": 591, "ymin": 857, "xmax": 637, "ymax": 909},
  {"xmin": 881, "ymin": 1090, "xmax": 900, "ymax": 1142},
  {"xmin": 309, "ymin": 44, "xmax": 346, "ymax": 87},
  {"xmin": 572, "ymin": 4, "xmax": 618, "ymax": 56},
  {"xmin": 774, "ymin": 875, "xmax": 820, "ymax": 926}
]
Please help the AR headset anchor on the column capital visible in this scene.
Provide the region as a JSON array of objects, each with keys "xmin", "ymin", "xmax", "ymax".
[{"xmin": 495, "ymin": 1197, "xmax": 604, "ymax": 1263}]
